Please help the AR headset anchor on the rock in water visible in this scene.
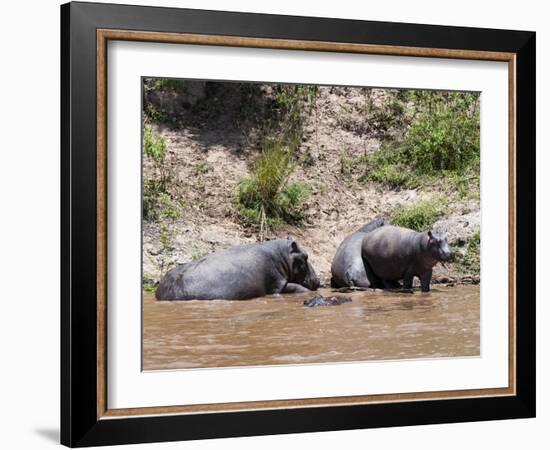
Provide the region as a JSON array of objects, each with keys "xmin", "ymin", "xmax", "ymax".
[{"xmin": 304, "ymin": 294, "xmax": 352, "ymax": 307}]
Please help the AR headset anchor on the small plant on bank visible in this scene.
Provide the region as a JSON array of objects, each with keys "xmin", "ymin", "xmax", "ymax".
[
  {"xmin": 143, "ymin": 125, "xmax": 175, "ymax": 221},
  {"xmin": 274, "ymin": 85, "xmax": 317, "ymax": 132},
  {"xmin": 191, "ymin": 250, "xmax": 207, "ymax": 260},
  {"xmin": 142, "ymin": 78, "xmax": 189, "ymax": 123},
  {"xmin": 236, "ymin": 139, "xmax": 309, "ymax": 237},
  {"xmin": 195, "ymin": 160, "xmax": 211, "ymax": 175},
  {"xmin": 144, "ymin": 125, "xmax": 166, "ymax": 163},
  {"xmin": 143, "ymin": 77, "xmax": 188, "ymax": 95},
  {"xmin": 143, "ymin": 197, "xmax": 180, "ymax": 285},
  {"xmin": 454, "ymin": 230, "xmax": 481, "ymax": 274},
  {"xmin": 390, "ymin": 197, "xmax": 448, "ymax": 231},
  {"xmin": 142, "ymin": 277, "xmax": 157, "ymax": 293},
  {"xmin": 359, "ymin": 142, "xmax": 411, "ymax": 188}
]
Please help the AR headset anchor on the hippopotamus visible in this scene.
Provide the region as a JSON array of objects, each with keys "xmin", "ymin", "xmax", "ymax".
[
  {"xmin": 155, "ymin": 239, "xmax": 320, "ymax": 300},
  {"xmin": 330, "ymin": 218, "xmax": 389, "ymax": 288},
  {"xmin": 361, "ymin": 225, "xmax": 452, "ymax": 292},
  {"xmin": 304, "ymin": 294, "xmax": 352, "ymax": 307}
]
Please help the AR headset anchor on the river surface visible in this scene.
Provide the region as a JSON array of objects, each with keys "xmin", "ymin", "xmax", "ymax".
[{"xmin": 143, "ymin": 285, "xmax": 479, "ymax": 370}]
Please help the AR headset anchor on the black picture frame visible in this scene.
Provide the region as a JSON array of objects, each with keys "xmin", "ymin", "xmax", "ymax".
[{"xmin": 61, "ymin": 1, "xmax": 536, "ymax": 447}]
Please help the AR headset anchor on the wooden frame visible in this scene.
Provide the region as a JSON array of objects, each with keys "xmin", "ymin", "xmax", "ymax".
[{"xmin": 61, "ymin": 1, "xmax": 535, "ymax": 447}]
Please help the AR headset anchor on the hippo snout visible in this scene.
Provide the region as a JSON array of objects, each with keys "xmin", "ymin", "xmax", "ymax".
[
  {"xmin": 302, "ymin": 260, "xmax": 320, "ymax": 290},
  {"xmin": 435, "ymin": 237, "xmax": 452, "ymax": 262},
  {"xmin": 303, "ymin": 273, "xmax": 320, "ymax": 291},
  {"xmin": 440, "ymin": 248, "xmax": 452, "ymax": 262},
  {"xmin": 310, "ymin": 276, "xmax": 321, "ymax": 290},
  {"xmin": 301, "ymin": 274, "xmax": 320, "ymax": 291}
]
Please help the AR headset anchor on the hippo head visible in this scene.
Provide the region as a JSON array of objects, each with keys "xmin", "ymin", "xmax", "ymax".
[
  {"xmin": 427, "ymin": 230, "xmax": 452, "ymax": 262},
  {"xmin": 288, "ymin": 241, "xmax": 320, "ymax": 290}
]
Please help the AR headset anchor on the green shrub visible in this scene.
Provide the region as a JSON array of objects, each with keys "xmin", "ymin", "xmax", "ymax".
[
  {"xmin": 237, "ymin": 181, "xmax": 309, "ymax": 227},
  {"xmin": 143, "ymin": 78, "xmax": 188, "ymax": 123},
  {"xmin": 403, "ymin": 100, "xmax": 479, "ymax": 173},
  {"xmin": 390, "ymin": 198, "xmax": 447, "ymax": 231},
  {"xmin": 447, "ymin": 170, "xmax": 480, "ymax": 199},
  {"xmin": 360, "ymin": 142, "xmax": 415, "ymax": 187},
  {"xmin": 456, "ymin": 231, "xmax": 481, "ymax": 274},
  {"xmin": 143, "ymin": 126, "xmax": 173, "ymax": 220},
  {"xmin": 195, "ymin": 160, "xmax": 211, "ymax": 175},
  {"xmin": 271, "ymin": 84, "xmax": 318, "ymax": 145},
  {"xmin": 154, "ymin": 78, "xmax": 187, "ymax": 94},
  {"xmin": 144, "ymin": 78, "xmax": 187, "ymax": 95},
  {"xmin": 280, "ymin": 182, "xmax": 309, "ymax": 207},
  {"xmin": 143, "ymin": 124, "xmax": 166, "ymax": 164},
  {"xmin": 142, "ymin": 279, "xmax": 157, "ymax": 293},
  {"xmin": 236, "ymin": 140, "xmax": 309, "ymax": 230},
  {"xmin": 144, "ymin": 102, "xmax": 169, "ymax": 123},
  {"xmin": 362, "ymin": 91, "xmax": 480, "ymax": 188},
  {"xmin": 191, "ymin": 250, "xmax": 206, "ymax": 261}
]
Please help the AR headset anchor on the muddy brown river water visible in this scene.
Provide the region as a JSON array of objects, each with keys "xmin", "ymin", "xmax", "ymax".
[{"xmin": 142, "ymin": 285, "xmax": 479, "ymax": 370}]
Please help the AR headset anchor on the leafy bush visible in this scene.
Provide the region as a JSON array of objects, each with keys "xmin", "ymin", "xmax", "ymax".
[
  {"xmin": 456, "ymin": 231, "xmax": 481, "ymax": 274},
  {"xmin": 142, "ymin": 278, "xmax": 157, "ymax": 293},
  {"xmin": 271, "ymin": 84, "xmax": 318, "ymax": 145},
  {"xmin": 360, "ymin": 144, "xmax": 411, "ymax": 187},
  {"xmin": 390, "ymin": 198, "xmax": 447, "ymax": 231},
  {"xmin": 142, "ymin": 78, "xmax": 189, "ymax": 123},
  {"xmin": 143, "ymin": 125, "xmax": 172, "ymax": 220},
  {"xmin": 280, "ymin": 182, "xmax": 309, "ymax": 207},
  {"xmin": 144, "ymin": 78, "xmax": 187, "ymax": 95},
  {"xmin": 403, "ymin": 94, "xmax": 479, "ymax": 173},
  {"xmin": 363, "ymin": 91, "xmax": 480, "ymax": 188},
  {"xmin": 143, "ymin": 124, "xmax": 166, "ymax": 164},
  {"xmin": 236, "ymin": 140, "xmax": 309, "ymax": 231}
]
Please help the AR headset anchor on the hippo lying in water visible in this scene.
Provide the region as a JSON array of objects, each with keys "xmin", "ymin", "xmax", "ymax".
[
  {"xmin": 362, "ymin": 225, "xmax": 452, "ymax": 292},
  {"xmin": 330, "ymin": 218, "xmax": 389, "ymax": 289},
  {"xmin": 155, "ymin": 239, "xmax": 320, "ymax": 300}
]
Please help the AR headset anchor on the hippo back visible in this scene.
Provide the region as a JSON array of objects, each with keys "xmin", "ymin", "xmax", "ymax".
[
  {"xmin": 356, "ymin": 217, "xmax": 390, "ymax": 234},
  {"xmin": 331, "ymin": 218, "xmax": 390, "ymax": 287},
  {"xmin": 156, "ymin": 239, "xmax": 318, "ymax": 300}
]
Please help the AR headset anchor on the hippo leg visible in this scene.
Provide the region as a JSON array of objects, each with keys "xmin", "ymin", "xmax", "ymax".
[
  {"xmin": 363, "ymin": 263, "xmax": 383, "ymax": 289},
  {"xmin": 381, "ymin": 279, "xmax": 402, "ymax": 289},
  {"xmin": 282, "ymin": 283, "xmax": 311, "ymax": 294},
  {"xmin": 344, "ymin": 271, "xmax": 372, "ymax": 289},
  {"xmin": 403, "ymin": 273, "xmax": 414, "ymax": 290},
  {"xmin": 420, "ymin": 270, "xmax": 432, "ymax": 292},
  {"xmin": 351, "ymin": 277, "xmax": 372, "ymax": 288}
]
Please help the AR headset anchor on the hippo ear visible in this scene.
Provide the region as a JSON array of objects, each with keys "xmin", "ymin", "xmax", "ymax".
[
  {"xmin": 427, "ymin": 230, "xmax": 435, "ymax": 244},
  {"xmin": 288, "ymin": 240, "xmax": 299, "ymax": 254}
]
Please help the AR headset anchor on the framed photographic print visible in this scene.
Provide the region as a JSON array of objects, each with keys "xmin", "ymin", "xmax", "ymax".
[{"xmin": 61, "ymin": 1, "xmax": 536, "ymax": 447}]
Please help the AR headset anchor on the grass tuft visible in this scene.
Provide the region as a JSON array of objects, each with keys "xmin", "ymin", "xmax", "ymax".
[
  {"xmin": 236, "ymin": 140, "xmax": 309, "ymax": 233},
  {"xmin": 390, "ymin": 197, "xmax": 448, "ymax": 231}
]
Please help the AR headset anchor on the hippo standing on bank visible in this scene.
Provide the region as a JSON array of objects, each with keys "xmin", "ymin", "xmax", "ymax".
[
  {"xmin": 330, "ymin": 218, "xmax": 389, "ymax": 288},
  {"xmin": 155, "ymin": 239, "xmax": 320, "ymax": 300},
  {"xmin": 362, "ymin": 225, "xmax": 452, "ymax": 292}
]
